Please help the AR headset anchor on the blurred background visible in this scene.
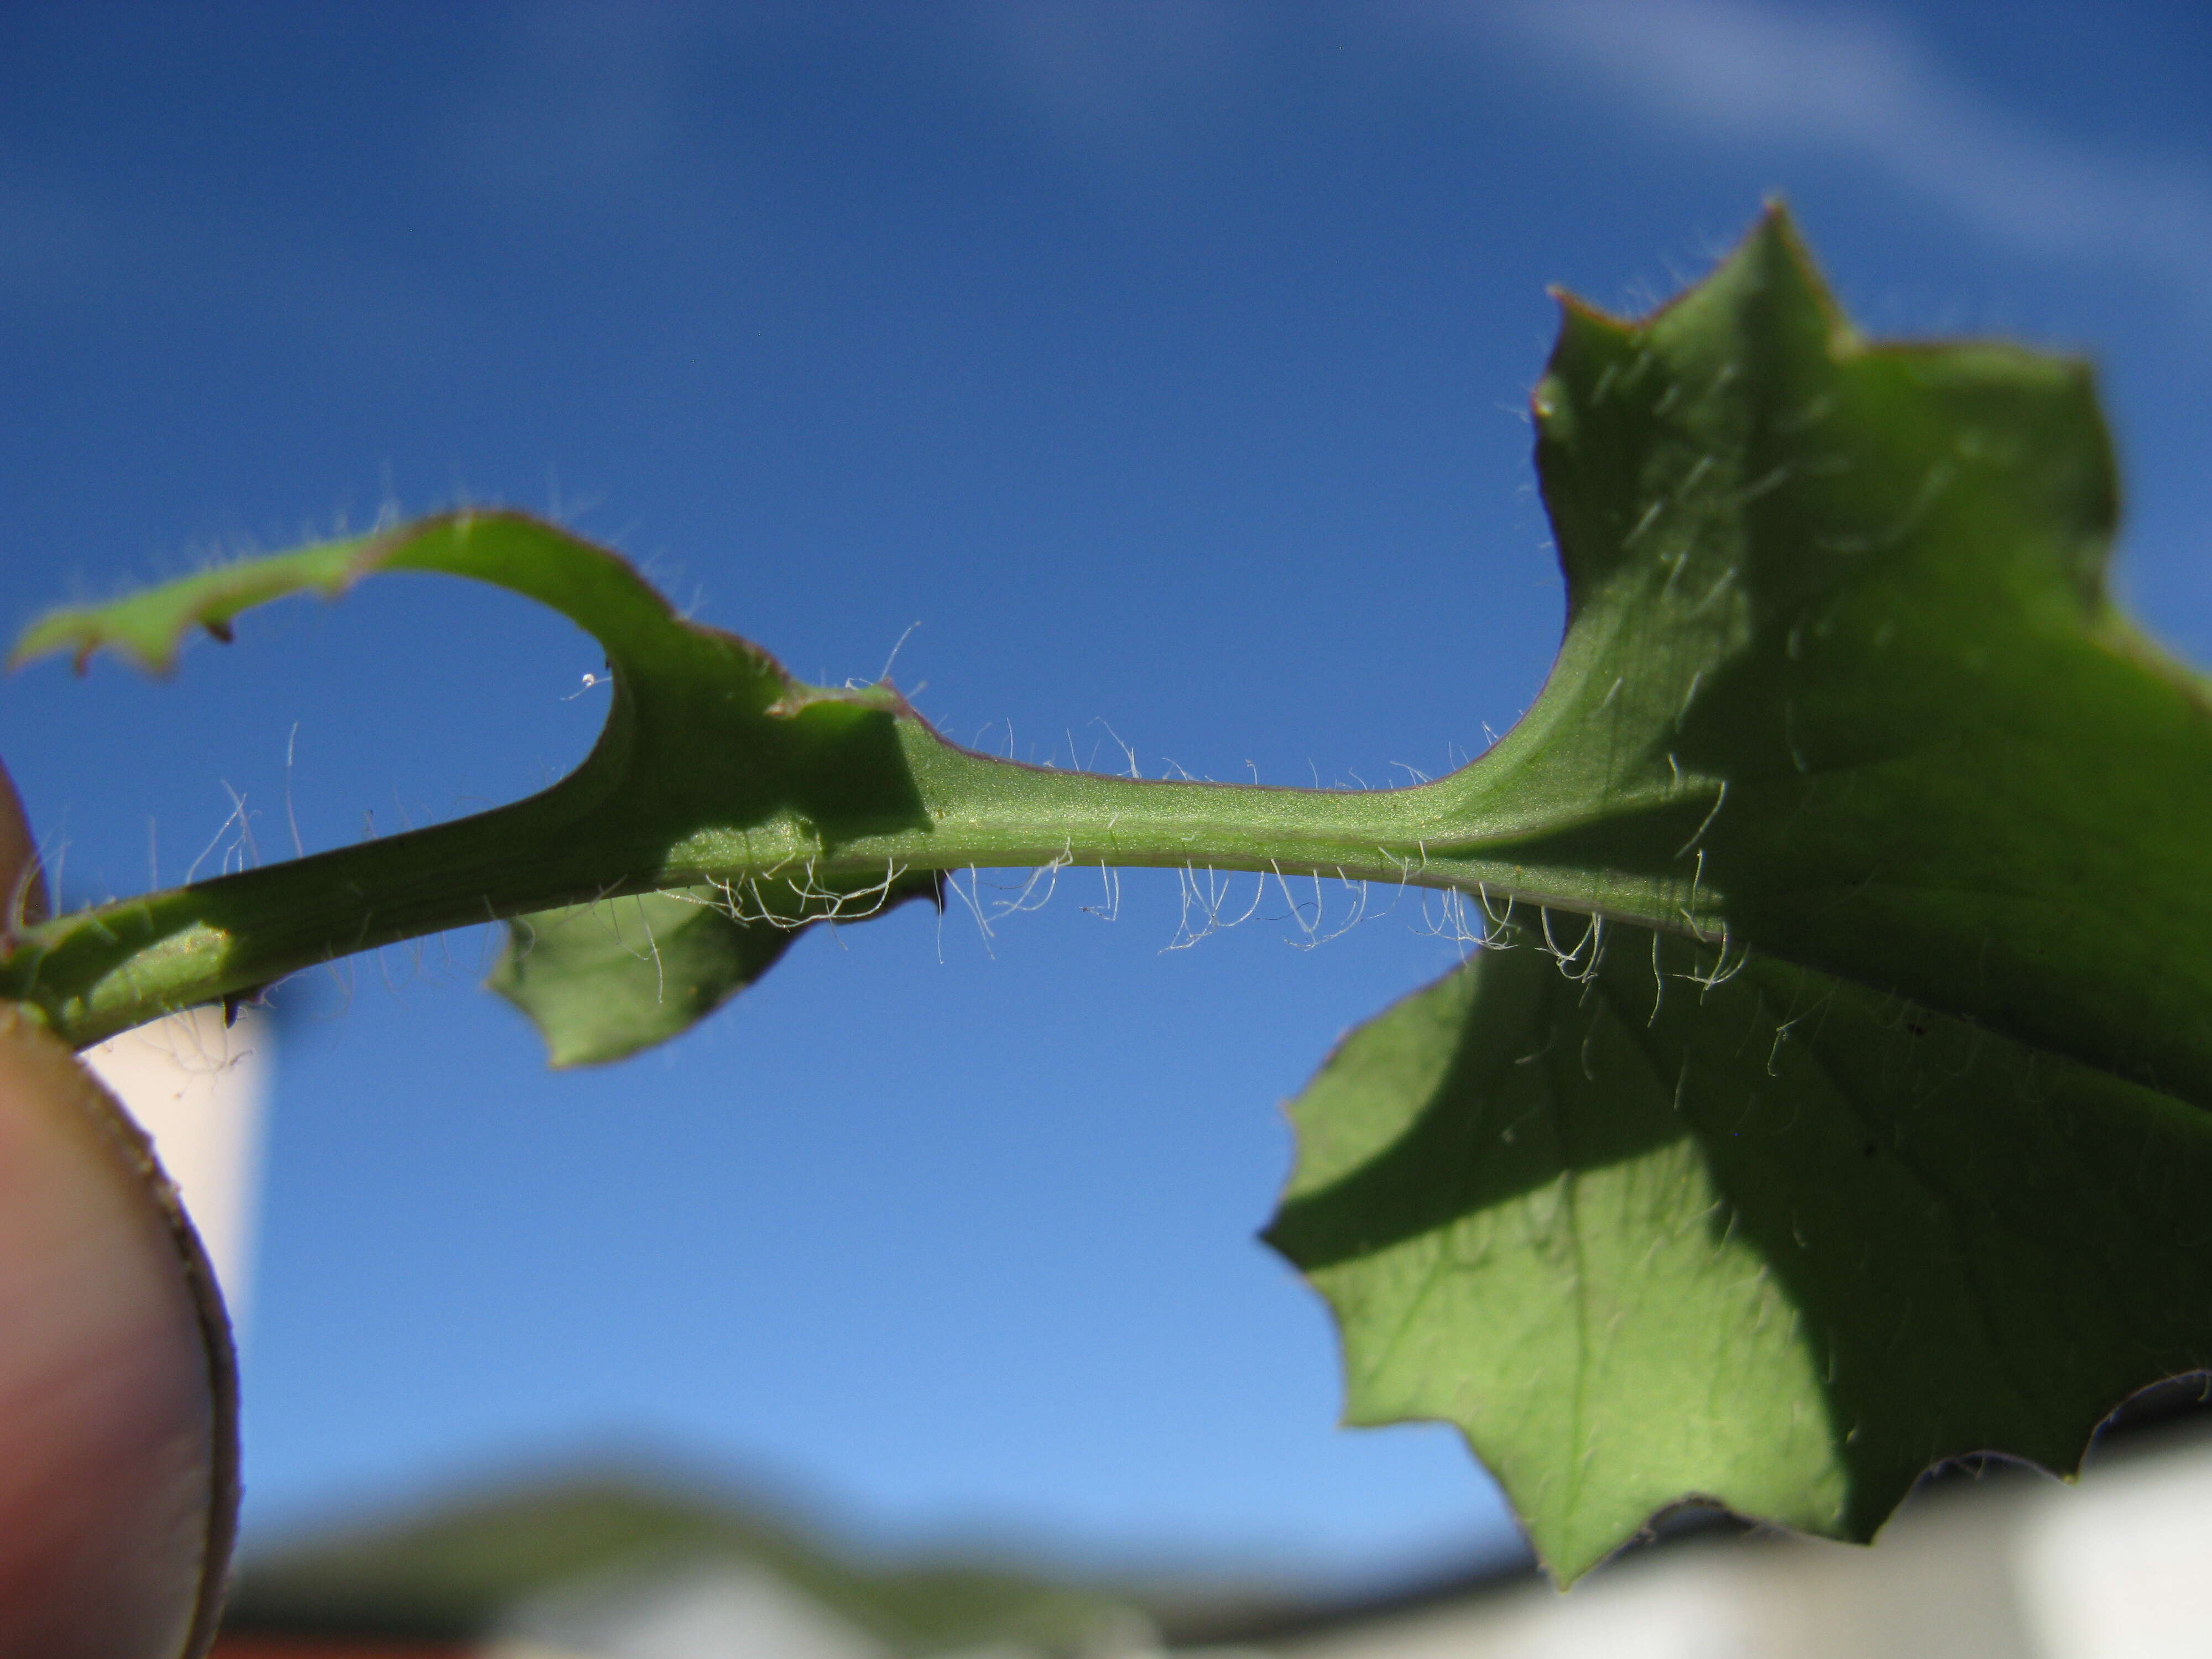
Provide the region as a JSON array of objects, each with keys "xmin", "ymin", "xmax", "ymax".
[{"xmin": 4, "ymin": 2, "xmax": 2210, "ymax": 1649}]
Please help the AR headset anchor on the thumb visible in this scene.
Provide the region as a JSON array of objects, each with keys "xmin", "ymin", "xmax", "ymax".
[{"xmin": 0, "ymin": 761, "xmax": 237, "ymax": 1657}]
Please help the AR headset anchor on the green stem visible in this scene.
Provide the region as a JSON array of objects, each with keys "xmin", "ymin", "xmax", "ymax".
[{"xmin": 0, "ymin": 718, "xmax": 1692, "ymax": 1050}]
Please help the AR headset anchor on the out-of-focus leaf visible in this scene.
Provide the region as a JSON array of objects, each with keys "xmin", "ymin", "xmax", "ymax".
[{"xmin": 6, "ymin": 513, "xmax": 949, "ymax": 1054}]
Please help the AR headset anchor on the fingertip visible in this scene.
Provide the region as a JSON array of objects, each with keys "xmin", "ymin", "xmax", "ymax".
[{"xmin": 0, "ymin": 1007, "xmax": 237, "ymax": 1657}]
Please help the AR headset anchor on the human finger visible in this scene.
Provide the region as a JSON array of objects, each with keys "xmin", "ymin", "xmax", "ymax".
[{"xmin": 0, "ymin": 760, "xmax": 235, "ymax": 1657}]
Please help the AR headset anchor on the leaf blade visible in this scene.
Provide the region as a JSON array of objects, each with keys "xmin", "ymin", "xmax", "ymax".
[
  {"xmin": 1274, "ymin": 206, "xmax": 2212, "ymax": 1575},
  {"xmin": 1270, "ymin": 921, "xmax": 2212, "ymax": 1580},
  {"xmin": 1454, "ymin": 206, "xmax": 2212, "ymax": 1100}
]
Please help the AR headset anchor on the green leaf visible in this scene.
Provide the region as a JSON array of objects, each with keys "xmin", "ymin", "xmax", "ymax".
[
  {"xmin": 1472, "ymin": 204, "xmax": 2212, "ymax": 1100},
  {"xmin": 1268, "ymin": 922, "xmax": 2212, "ymax": 1581},
  {"xmin": 491, "ymin": 875, "xmax": 936, "ymax": 1067},
  {"xmin": 1266, "ymin": 207, "xmax": 2212, "ymax": 1578},
  {"xmin": 5, "ymin": 513, "xmax": 963, "ymax": 1052}
]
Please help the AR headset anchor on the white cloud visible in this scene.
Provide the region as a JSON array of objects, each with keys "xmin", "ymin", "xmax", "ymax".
[{"xmin": 1441, "ymin": 0, "xmax": 2212, "ymax": 295}]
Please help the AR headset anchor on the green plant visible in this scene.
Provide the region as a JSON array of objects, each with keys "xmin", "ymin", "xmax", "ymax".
[{"xmin": 7, "ymin": 208, "xmax": 2208, "ymax": 1582}]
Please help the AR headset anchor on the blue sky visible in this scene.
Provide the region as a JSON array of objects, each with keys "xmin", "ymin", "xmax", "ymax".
[{"xmin": 3, "ymin": 1, "xmax": 2208, "ymax": 1585}]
